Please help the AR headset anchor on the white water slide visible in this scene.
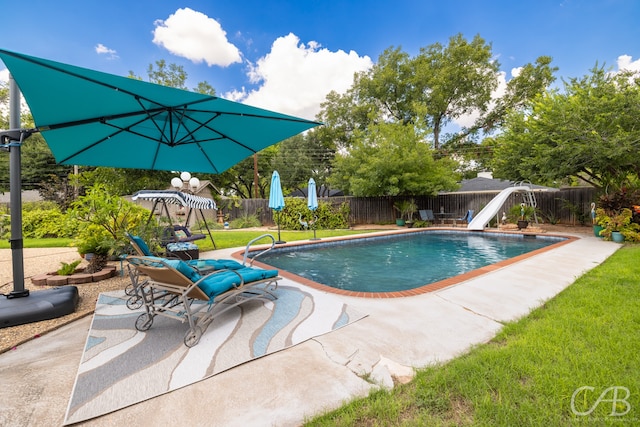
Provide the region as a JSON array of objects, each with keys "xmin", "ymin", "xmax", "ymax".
[{"xmin": 467, "ymin": 186, "xmax": 532, "ymax": 230}]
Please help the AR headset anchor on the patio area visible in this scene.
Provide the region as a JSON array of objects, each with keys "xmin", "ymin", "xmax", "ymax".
[{"xmin": 0, "ymin": 228, "xmax": 620, "ymax": 426}]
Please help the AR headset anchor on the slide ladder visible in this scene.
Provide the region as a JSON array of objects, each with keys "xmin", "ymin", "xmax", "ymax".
[{"xmin": 467, "ymin": 185, "xmax": 534, "ymax": 230}]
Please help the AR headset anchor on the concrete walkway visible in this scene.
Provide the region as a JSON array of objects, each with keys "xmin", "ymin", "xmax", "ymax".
[{"xmin": 0, "ymin": 232, "xmax": 620, "ymax": 427}]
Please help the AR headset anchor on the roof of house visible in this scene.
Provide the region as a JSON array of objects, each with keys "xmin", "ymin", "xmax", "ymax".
[{"xmin": 448, "ymin": 177, "xmax": 558, "ymax": 193}]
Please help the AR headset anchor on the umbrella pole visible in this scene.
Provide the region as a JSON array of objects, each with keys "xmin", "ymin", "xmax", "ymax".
[
  {"xmin": 310, "ymin": 220, "xmax": 320, "ymax": 241},
  {"xmin": 276, "ymin": 211, "xmax": 285, "ymax": 244},
  {"xmin": 0, "ymin": 77, "xmax": 78, "ymax": 328}
]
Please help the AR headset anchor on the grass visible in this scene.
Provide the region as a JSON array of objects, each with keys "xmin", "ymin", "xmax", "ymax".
[
  {"xmin": 196, "ymin": 229, "xmax": 374, "ymax": 252},
  {"xmin": 0, "ymin": 238, "xmax": 74, "ymax": 249},
  {"xmin": 0, "ymin": 229, "xmax": 371, "ymax": 252},
  {"xmin": 305, "ymin": 245, "xmax": 640, "ymax": 426}
]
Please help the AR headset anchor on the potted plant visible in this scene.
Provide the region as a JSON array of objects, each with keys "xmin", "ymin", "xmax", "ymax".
[
  {"xmin": 509, "ymin": 203, "xmax": 535, "ymax": 230},
  {"xmin": 75, "ymin": 225, "xmax": 115, "ymax": 273},
  {"xmin": 595, "ymin": 208, "xmax": 640, "ymax": 243},
  {"xmin": 393, "ymin": 199, "xmax": 418, "ymax": 227},
  {"xmin": 405, "ymin": 199, "xmax": 418, "ymax": 228},
  {"xmin": 393, "ymin": 200, "xmax": 409, "ymax": 226},
  {"xmin": 590, "ymin": 202, "xmax": 603, "ymax": 237}
]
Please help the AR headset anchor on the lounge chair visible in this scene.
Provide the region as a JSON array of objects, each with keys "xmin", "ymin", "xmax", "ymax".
[
  {"xmin": 419, "ymin": 209, "xmax": 435, "ymax": 222},
  {"xmin": 126, "ymin": 255, "xmax": 280, "ymax": 347},
  {"xmin": 124, "ymin": 232, "xmax": 243, "ymax": 309}
]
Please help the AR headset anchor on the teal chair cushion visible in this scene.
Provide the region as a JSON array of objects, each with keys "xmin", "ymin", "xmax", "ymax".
[
  {"xmin": 198, "ymin": 267, "xmax": 278, "ymax": 298},
  {"xmin": 130, "ymin": 234, "xmax": 152, "ymax": 256},
  {"xmin": 163, "ymin": 259, "xmax": 201, "ymax": 282},
  {"xmin": 186, "ymin": 259, "xmax": 244, "ymax": 270}
]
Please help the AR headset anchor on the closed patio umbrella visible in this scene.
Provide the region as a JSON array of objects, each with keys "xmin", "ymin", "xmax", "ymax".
[
  {"xmin": 307, "ymin": 178, "xmax": 320, "ymax": 240},
  {"xmin": 269, "ymin": 171, "xmax": 285, "ymax": 244}
]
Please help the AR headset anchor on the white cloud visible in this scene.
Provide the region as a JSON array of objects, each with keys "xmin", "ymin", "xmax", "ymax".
[
  {"xmin": 95, "ymin": 43, "xmax": 118, "ymax": 59},
  {"xmin": 227, "ymin": 33, "xmax": 372, "ymax": 120},
  {"xmin": 616, "ymin": 54, "xmax": 640, "ymax": 73},
  {"xmin": 153, "ymin": 7, "xmax": 241, "ymax": 67}
]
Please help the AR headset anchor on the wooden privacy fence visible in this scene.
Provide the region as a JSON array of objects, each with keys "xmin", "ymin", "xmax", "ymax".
[
  {"xmin": 4, "ymin": 187, "xmax": 598, "ymax": 228},
  {"xmin": 219, "ymin": 187, "xmax": 598, "ymax": 227}
]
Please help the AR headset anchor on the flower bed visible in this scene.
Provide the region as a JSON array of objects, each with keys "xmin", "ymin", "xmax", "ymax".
[{"xmin": 31, "ymin": 265, "xmax": 118, "ymax": 286}]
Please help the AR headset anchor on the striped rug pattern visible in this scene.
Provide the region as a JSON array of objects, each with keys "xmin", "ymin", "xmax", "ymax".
[{"xmin": 64, "ymin": 285, "xmax": 366, "ymax": 425}]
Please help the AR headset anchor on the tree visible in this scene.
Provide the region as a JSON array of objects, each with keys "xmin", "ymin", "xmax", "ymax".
[
  {"xmin": 412, "ymin": 34, "xmax": 500, "ymax": 149},
  {"xmin": 491, "ymin": 65, "xmax": 640, "ymax": 189},
  {"xmin": 74, "ymin": 167, "xmax": 174, "ymax": 196},
  {"xmin": 446, "ymin": 56, "xmax": 557, "ymax": 173},
  {"xmin": 314, "ymin": 34, "xmax": 556, "ymax": 196},
  {"xmin": 272, "ymin": 131, "xmax": 336, "ymax": 195},
  {"xmin": 329, "ymin": 122, "xmax": 459, "ymax": 196},
  {"xmin": 209, "ymin": 146, "xmax": 279, "ymax": 199},
  {"xmin": 128, "ymin": 60, "xmax": 216, "ymax": 95}
]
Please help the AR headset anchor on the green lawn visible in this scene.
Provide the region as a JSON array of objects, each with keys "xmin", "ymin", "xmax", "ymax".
[
  {"xmin": 196, "ymin": 229, "xmax": 374, "ymax": 252},
  {"xmin": 305, "ymin": 245, "xmax": 640, "ymax": 426},
  {"xmin": 0, "ymin": 238, "xmax": 75, "ymax": 249},
  {"xmin": 0, "ymin": 229, "xmax": 372, "ymax": 252}
]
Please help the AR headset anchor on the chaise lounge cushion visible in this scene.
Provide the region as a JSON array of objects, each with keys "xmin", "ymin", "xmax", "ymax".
[
  {"xmin": 198, "ymin": 267, "xmax": 279, "ymax": 298},
  {"xmin": 137, "ymin": 256, "xmax": 275, "ymax": 299},
  {"xmin": 187, "ymin": 259, "xmax": 244, "ymax": 271}
]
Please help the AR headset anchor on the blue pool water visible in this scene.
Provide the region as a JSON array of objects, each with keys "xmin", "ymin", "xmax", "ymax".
[{"xmin": 258, "ymin": 231, "xmax": 564, "ymax": 293}]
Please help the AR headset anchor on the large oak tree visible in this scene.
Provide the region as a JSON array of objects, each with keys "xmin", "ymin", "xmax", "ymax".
[{"xmin": 490, "ymin": 66, "xmax": 640, "ymax": 190}]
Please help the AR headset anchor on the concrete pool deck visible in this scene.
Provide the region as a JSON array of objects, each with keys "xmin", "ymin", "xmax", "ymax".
[{"xmin": 0, "ymin": 229, "xmax": 621, "ymax": 427}]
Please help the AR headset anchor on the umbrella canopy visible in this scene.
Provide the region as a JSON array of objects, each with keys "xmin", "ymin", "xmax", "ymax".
[
  {"xmin": 307, "ymin": 178, "xmax": 318, "ymax": 211},
  {"xmin": 132, "ymin": 190, "xmax": 216, "ymax": 210},
  {"xmin": 269, "ymin": 171, "xmax": 285, "ymax": 211},
  {"xmin": 0, "ymin": 49, "xmax": 321, "ymax": 173}
]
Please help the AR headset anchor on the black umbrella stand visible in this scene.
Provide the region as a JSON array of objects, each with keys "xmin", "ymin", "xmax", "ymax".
[{"xmin": 0, "ymin": 77, "xmax": 78, "ymax": 328}]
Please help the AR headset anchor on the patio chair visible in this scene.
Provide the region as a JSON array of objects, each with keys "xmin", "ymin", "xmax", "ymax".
[
  {"xmin": 126, "ymin": 255, "xmax": 280, "ymax": 347},
  {"xmin": 455, "ymin": 209, "xmax": 474, "ymax": 227},
  {"xmin": 419, "ymin": 209, "xmax": 435, "ymax": 222}
]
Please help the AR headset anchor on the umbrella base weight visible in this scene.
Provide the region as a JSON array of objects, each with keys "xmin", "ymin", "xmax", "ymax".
[{"xmin": 0, "ymin": 286, "xmax": 79, "ymax": 328}]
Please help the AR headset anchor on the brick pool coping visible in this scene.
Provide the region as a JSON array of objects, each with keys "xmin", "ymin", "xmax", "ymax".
[{"xmin": 232, "ymin": 227, "xmax": 578, "ymax": 298}]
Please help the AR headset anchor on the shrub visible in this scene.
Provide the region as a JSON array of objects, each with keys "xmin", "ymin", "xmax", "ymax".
[
  {"xmin": 595, "ymin": 208, "xmax": 640, "ymax": 242},
  {"xmin": 57, "ymin": 260, "xmax": 82, "ymax": 276},
  {"xmin": 229, "ymin": 213, "xmax": 262, "ymax": 229},
  {"xmin": 507, "ymin": 204, "xmax": 536, "ymax": 223},
  {"xmin": 275, "ymin": 198, "xmax": 350, "ymax": 230},
  {"xmin": 69, "ymin": 184, "xmax": 151, "ymax": 260},
  {"xmin": 22, "ymin": 207, "xmax": 71, "ymax": 238}
]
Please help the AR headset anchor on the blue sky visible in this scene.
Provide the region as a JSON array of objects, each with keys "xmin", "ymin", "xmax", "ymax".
[{"xmin": 1, "ymin": 0, "xmax": 639, "ymax": 122}]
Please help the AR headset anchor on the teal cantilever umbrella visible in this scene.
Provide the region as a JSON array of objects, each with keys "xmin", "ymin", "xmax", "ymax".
[
  {"xmin": 0, "ymin": 49, "xmax": 320, "ymax": 326},
  {"xmin": 0, "ymin": 49, "xmax": 321, "ymax": 173}
]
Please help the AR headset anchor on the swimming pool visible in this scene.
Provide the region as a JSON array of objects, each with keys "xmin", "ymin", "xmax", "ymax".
[{"xmin": 255, "ymin": 230, "xmax": 567, "ymax": 294}]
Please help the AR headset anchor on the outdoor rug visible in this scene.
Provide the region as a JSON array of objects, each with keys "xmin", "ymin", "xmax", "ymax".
[{"xmin": 64, "ymin": 285, "xmax": 366, "ymax": 425}]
